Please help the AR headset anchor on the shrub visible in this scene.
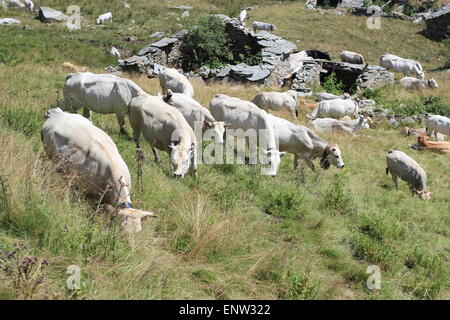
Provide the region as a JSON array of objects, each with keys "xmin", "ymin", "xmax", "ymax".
[
  {"xmin": 264, "ymin": 188, "xmax": 304, "ymax": 219},
  {"xmin": 181, "ymin": 16, "xmax": 234, "ymax": 71},
  {"xmin": 0, "ymin": 109, "xmax": 42, "ymax": 137},
  {"xmin": 391, "ymin": 96, "xmax": 450, "ymax": 117},
  {"xmin": 321, "ymin": 172, "xmax": 356, "ymax": 216},
  {"xmin": 0, "ymin": 50, "xmax": 18, "ymax": 66},
  {"xmin": 322, "ymin": 73, "xmax": 345, "ymax": 95}
]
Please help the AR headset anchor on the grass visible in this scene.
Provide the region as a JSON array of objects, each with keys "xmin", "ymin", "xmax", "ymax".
[{"xmin": 0, "ymin": 1, "xmax": 449, "ymax": 300}]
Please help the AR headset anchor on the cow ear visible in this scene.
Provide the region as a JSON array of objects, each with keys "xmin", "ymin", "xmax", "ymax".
[{"xmin": 169, "ymin": 142, "xmax": 176, "ymax": 149}]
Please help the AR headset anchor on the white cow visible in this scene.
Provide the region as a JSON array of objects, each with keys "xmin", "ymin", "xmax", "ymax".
[
  {"xmin": 380, "ymin": 53, "xmax": 424, "ymax": 79},
  {"xmin": 209, "ymin": 94, "xmax": 286, "ymax": 176},
  {"xmin": 307, "ymin": 97, "xmax": 359, "ymax": 120},
  {"xmin": 252, "ymin": 21, "xmax": 276, "ymax": 32},
  {"xmin": 239, "ymin": 9, "xmax": 247, "ymax": 25},
  {"xmin": 400, "ymin": 77, "xmax": 438, "ymax": 90},
  {"xmin": 110, "ymin": 46, "xmax": 121, "ymax": 59},
  {"xmin": 267, "ymin": 113, "xmax": 345, "ymax": 171},
  {"xmin": 288, "ymin": 50, "xmax": 312, "ymax": 73},
  {"xmin": 162, "ymin": 90, "xmax": 228, "ymax": 144},
  {"xmin": 426, "ymin": 115, "xmax": 450, "ymax": 140},
  {"xmin": 97, "ymin": 12, "xmax": 112, "ymax": 24},
  {"xmin": 8, "ymin": 0, "xmax": 22, "ymax": 8},
  {"xmin": 159, "ymin": 67, "xmax": 194, "ymax": 98},
  {"xmin": 340, "ymin": 50, "xmax": 365, "ymax": 65},
  {"xmin": 129, "ymin": 94, "xmax": 197, "ymax": 178},
  {"xmin": 41, "ymin": 108, "xmax": 156, "ymax": 232},
  {"xmin": 251, "ymin": 90, "xmax": 298, "ymax": 120},
  {"xmin": 386, "ymin": 150, "xmax": 431, "ymax": 200},
  {"xmin": 310, "ymin": 116, "xmax": 369, "ymax": 135},
  {"xmin": 63, "ymin": 72, "xmax": 147, "ymax": 133},
  {"xmin": 24, "ymin": 0, "xmax": 32, "ymax": 11}
]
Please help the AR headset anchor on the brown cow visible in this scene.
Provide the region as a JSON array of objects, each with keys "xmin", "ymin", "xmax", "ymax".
[{"xmin": 417, "ymin": 134, "xmax": 450, "ymax": 155}]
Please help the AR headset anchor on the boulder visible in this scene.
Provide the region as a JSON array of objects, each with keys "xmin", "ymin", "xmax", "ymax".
[
  {"xmin": 38, "ymin": 7, "xmax": 68, "ymax": 23},
  {"xmin": 0, "ymin": 18, "xmax": 21, "ymax": 25}
]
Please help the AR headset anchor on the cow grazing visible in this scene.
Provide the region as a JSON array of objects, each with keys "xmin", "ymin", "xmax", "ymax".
[
  {"xmin": 252, "ymin": 21, "xmax": 276, "ymax": 32},
  {"xmin": 310, "ymin": 116, "xmax": 369, "ymax": 136},
  {"xmin": 426, "ymin": 115, "xmax": 450, "ymax": 140},
  {"xmin": 267, "ymin": 113, "xmax": 344, "ymax": 171},
  {"xmin": 307, "ymin": 97, "xmax": 359, "ymax": 120},
  {"xmin": 62, "ymin": 62, "xmax": 88, "ymax": 73},
  {"xmin": 400, "ymin": 77, "xmax": 438, "ymax": 90},
  {"xmin": 209, "ymin": 94, "xmax": 286, "ymax": 176},
  {"xmin": 385, "ymin": 150, "xmax": 431, "ymax": 200},
  {"xmin": 41, "ymin": 108, "xmax": 156, "ymax": 232},
  {"xmin": 417, "ymin": 134, "xmax": 450, "ymax": 155},
  {"xmin": 162, "ymin": 90, "xmax": 228, "ymax": 144},
  {"xmin": 129, "ymin": 94, "xmax": 197, "ymax": 178},
  {"xmin": 305, "ymin": 50, "xmax": 331, "ymax": 61},
  {"xmin": 251, "ymin": 90, "xmax": 298, "ymax": 120},
  {"xmin": 380, "ymin": 53, "xmax": 424, "ymax": 79},
  {"xmin": 63, "ymin": 72, "xmax": 147, "ymax": 133},
  {"xmin": 96, "ymin": 12, "xmax": 112, "ymax": 24},
  {"xmin": 159, "ymin": 67, "xmax": 194, "ymax": 98},
  {"xmin": 340, "ymin": 50, "xmax": 365, "ymax": 65}
]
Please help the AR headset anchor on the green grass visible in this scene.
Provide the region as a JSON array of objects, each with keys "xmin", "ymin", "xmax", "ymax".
[{"xmin": 0, "ymin": 0, "xmax": 449, "ymax": 300}]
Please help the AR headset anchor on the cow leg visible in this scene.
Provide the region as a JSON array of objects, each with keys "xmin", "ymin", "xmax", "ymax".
[
  {"xmin": 83, "ymin": 108, "xmax": 92, "ymax": 122},
  {"xmin": 391, "ymin": 174, "xmax": 399, "ymax": 189},
  {"xmin": 191, "ymin": 148, "xmax": 198, "ymax": 177},
  {"xmin": 290, "ymin": 108, "xmax": 298, "ymax": 121},
  {"xmin": 151, "ymin": 146, "xmax": 161, "ymax": 164},
  {"xmin": 116, "ymin": 113, "xmax": 126, "ymax": 134}
]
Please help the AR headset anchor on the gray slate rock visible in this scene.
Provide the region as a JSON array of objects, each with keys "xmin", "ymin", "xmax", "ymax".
[
  {"xmin": 38, "ymin": 6, "xmax": 68, "ymax": 23},
  {"xmin": 0, "ymin": 18, "xmax": 21, "ymax": 25}
]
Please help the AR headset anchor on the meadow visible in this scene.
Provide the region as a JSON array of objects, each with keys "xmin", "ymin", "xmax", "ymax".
[{"xmin": 0, "ymin": 0, "xmax": 449, "ymax": 299}]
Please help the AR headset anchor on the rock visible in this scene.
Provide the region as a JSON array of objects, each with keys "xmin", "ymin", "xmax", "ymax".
[
  {"xmin": 358, "ymin": 99, "xmax": 375, "ymax": 108},
  {"xmin": 170, "ymin": 6, "xmax": 193, "ymax": 10},
  {"xmin": 389, "ymin": 118, "xmax": 399, "ymax": 128},
  {"xmin": 150, "ymin": 37, "xmax": 179, "ymax": 48},
  {"xmin": 424, "ymin": 4, "xmax": 450, "ymax": 40},
  {"xmin": 181, "ymin": 11, "xmax": 189, "ymax": 19},
  {"xmin": 38, "ymin": 6, "xmax": 68, "ymax": 23},
  {"xmin": 123, "ymin": 3, "xmax": 130, "ymax": 9},
  {"xmin": 0, "ymin": 18, "xmax": 21, "ymax": 25},
  {"xmin": 150, "ymin": 31, "xmax": 165, "ymax": 38},
  {"xmin": 338, "ymin": 0, "xmax": 364, "ymax": 9},
  {"xmin": 401, "ymin": 117, "xmax": 416, "ymax": 125}
]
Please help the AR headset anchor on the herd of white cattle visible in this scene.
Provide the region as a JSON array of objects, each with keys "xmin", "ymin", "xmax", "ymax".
[{"xmin": 40, "ymin": 61, "xmax": 449, "ymax": 233}]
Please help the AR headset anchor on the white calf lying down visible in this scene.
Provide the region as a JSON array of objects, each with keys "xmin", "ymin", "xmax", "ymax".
[
  {"xmin": 252, "ymin": 21, "xmax": 276, "ymax": 32},
  {"xmin": 63, "ymin": 72, "xmax": 146, "ymax": 132},
  {"xmin": 385, "ymin": 150, "xmax": 431, "ymax": 200},
  {"xmin": 400, "ymin": 77, "xmax": 438, "ymax": 90},
  {"xmin": 159, "ymin": 67, "xmax": 194, "ymax": 98},
  {"xmin": 210, "ymin": 94, "xmax": 286, "ymax": 176},
  {"xmin": 162, "ymin": 90, "xmax": 228, "ymax": 144},
  {"xmin": 251, "ymin": 90, "xmax": 298, "ymax": 119},
  {"xmin": 426, "ymin": 115, "xmax": 450, "ymax": 140},
  {"xmin": 310, "ymin": 116, "xmax": 370, "ymax": 135},
  {"xmin": 316, "ymin": 92, "xmax": 350, "ymax": 101},
  {"xmin": 340, "ymin": 50, "xmax": 365, "ymax": 65},
  {"xmin": 129, "ymin": 94, "xmax": 197, "ymax": 178},
  {"xmin": 97, "ymin": 12, "xmax": 112, "ymax": 24},
  {"xmin": 41, "ymin": 108, "xmax": 155, "ymax": 233},
  {"xmin": 267, "ymin": 114, "xmax": 345, "ymax": 171},
  {"xmin": 380, "ymin": 53, "xmax": 424, "ymax": 79},
  {"xmin": 307, "ymin": 97, "xmax": 359, "ymax": 120}
]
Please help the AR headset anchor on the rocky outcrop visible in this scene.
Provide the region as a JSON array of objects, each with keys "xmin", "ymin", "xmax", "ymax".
[
  {"xmin": 289, "ymin": 60, "xmax": 323, "ymax": 93},
  {"xmin": 115, "ymin": 14, "xmax": 297, "ymax": 85},
  {"xmin": 0, "ymin": 18, "xmax": 21, "ymax": 25},
  {"xmin": 321, "ymin": 61, "xmax": 394, "ymax": 90},
  {"xmin": 38, "ymin": 7, "xmax": 68, "ymax": 23},
  {"xmin": 424, "ymin": 4, "xmax": 450, "ymax": 40}
]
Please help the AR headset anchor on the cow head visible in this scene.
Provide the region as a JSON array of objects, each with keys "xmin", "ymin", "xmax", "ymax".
[
  {"xmin": 415, "ymin": 190, "xmax": 432, "ymax": 201},
  {"xmin": 428, "ymin": 79, "xmax": 438, "ymax": 88},
  {"xmin": 417, "ymin": 133, "xmax": 428, "ymax": 146},
  {"xmin": 270, "ymin": 24, "xmax": 276, "ymax": 31},
  {"xmin": 320, "ymin": 144, "xmax": 344, "ymax": 170},
  {"xmin": 169, "ymin": 142, "xmax": 195, "ymax": 178},
  {"xmin": 417, "ymin": 70, "xmax": 425, "ymax": 80},
  {"xmin": 104, "ymin": 204, "xmax": 156, "ymax": 233},
  {"xmin": 261, "ymin": 148, "xmax": 286, "ymax": 177},
  {"xmin": 203, "ymin": 120, "xmax": 229, "ymax": 144}
]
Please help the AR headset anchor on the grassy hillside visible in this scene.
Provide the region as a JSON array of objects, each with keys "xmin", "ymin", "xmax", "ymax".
[{"xmin": 0, "ymin": 1, "xmax": 449, "ymax": 299}]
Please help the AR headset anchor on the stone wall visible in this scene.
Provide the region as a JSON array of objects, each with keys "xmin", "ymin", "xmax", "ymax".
[{"xmin": 424, "ymin": 5, "xmax": 450, "ymax": 40}]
